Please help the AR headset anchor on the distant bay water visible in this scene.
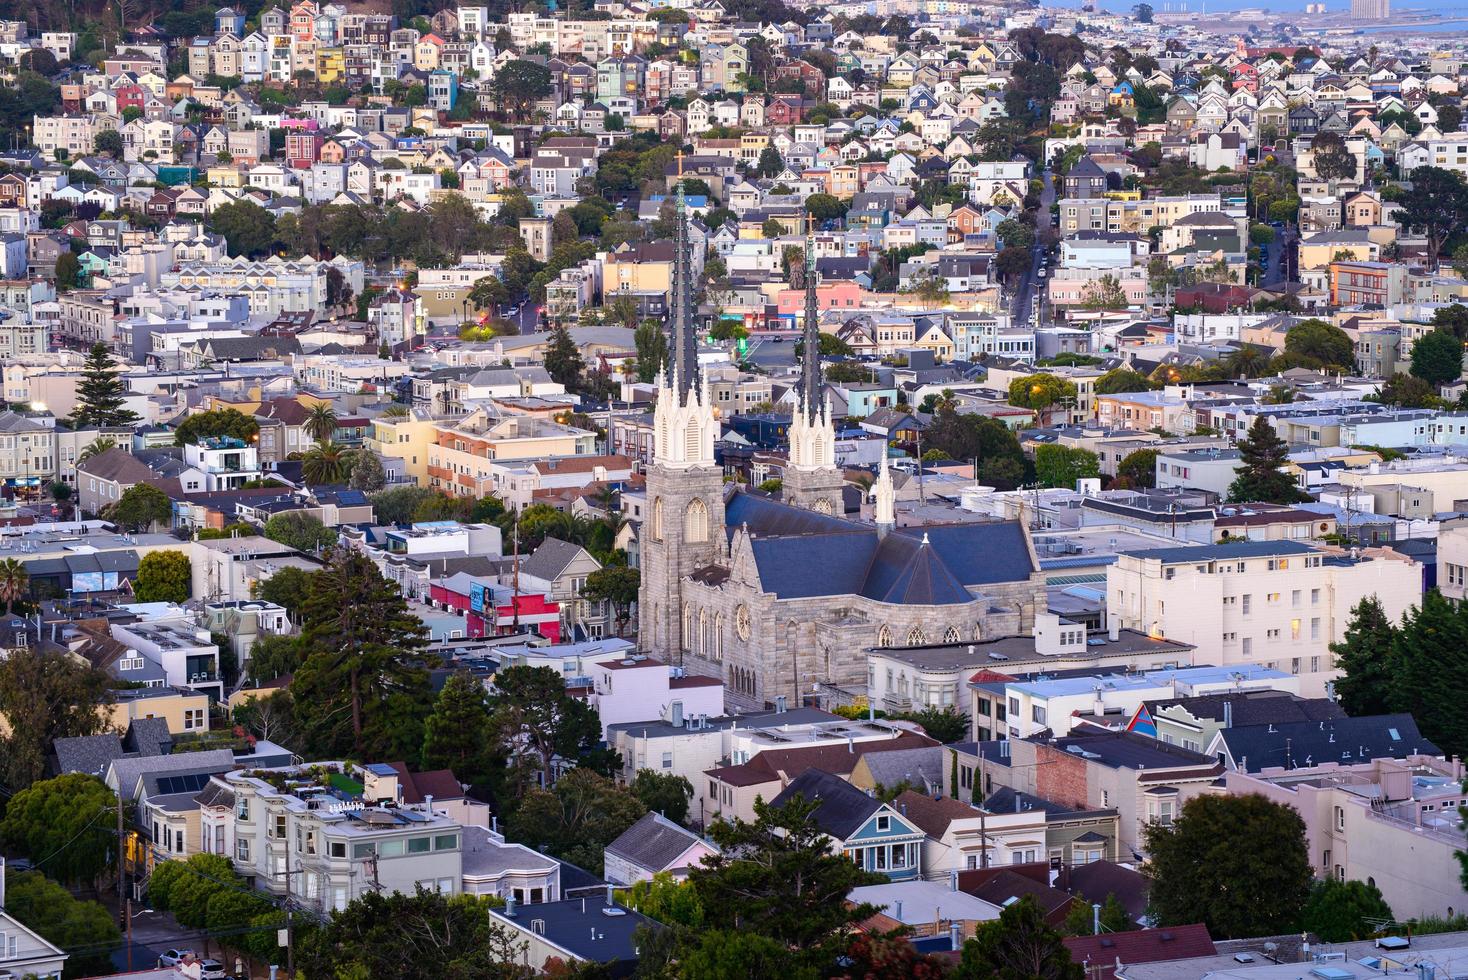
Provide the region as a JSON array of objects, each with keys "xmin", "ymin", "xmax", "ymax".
[{"xmin": 1050, "ymin": 0, "xmax": 1468, "ymax": 19}]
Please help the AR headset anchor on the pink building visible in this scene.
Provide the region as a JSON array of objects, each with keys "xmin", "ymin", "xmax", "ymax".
[{"xmin": 774, "ymin": 280, "xmax": 865, "ymax": 322}]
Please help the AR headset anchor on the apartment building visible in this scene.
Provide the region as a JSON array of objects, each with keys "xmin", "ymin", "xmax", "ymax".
[
  {"xmin": 1107, "ymin": 540, "xmax": 1421, "ymax": 697},
  {"xmin": 0, "ymin": 411, "xmax": 58, "ymax": 498},
  {"xmin": 1226, "ymin": 755, "xmax": 1466, "ymax": 920},
  {"xmin": 209, "ymin": 763, "xmax": 464, "ymax": 912},
  {"xmin": 427, "ymin": 409, "xmax": 596, "ymax": 498}
]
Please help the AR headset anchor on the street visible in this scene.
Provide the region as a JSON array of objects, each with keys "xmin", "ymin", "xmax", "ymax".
[{"xmin": 1010, "ymin": 169, "xmax": 1056, "ymax": 327}]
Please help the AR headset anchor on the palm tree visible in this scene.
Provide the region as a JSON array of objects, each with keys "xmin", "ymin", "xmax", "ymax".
[
  {"xmin": 0, "ymin": 558, "xmax": 29, "ymax": 614},
  {"xmin": 77, "ymin": 438, "xmax": 116, "ymax": 463},
  {"xmin": 304, "ymin": 404, "xmax": 339, "ymax": 443},
  {"xmin": 301, "ymin": 442, "xmax": 349, "ymax": 485},
  {"xmin": 381, "ymin": 405, "xmax": 411, "ymax": 419}
]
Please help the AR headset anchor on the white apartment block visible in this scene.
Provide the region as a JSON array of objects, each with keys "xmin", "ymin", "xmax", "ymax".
[{"xmin": 1107, "ymin": 540, "xmax": 1421, "ymax": 697}]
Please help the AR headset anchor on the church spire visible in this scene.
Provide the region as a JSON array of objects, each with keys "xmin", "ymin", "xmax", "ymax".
[
  {"xmin": 671, "ymin": 151, "xmax": 699, "ymax": 405},
  {"xmin": 874, "ymin": 452, "xmax": 895, "ymax": 536},
  {"xmin": 800, "ymin": 211, "xmax": 823, "ymax": 422}
]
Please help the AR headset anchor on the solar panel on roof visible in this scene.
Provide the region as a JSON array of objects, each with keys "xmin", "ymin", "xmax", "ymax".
[{"xmin": 156, "ymin": 772, "xmax": 212, "ymax": 795}]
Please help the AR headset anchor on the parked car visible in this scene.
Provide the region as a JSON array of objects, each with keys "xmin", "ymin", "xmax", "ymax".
[
  {"xmin": 200, "ymin": 959, "xmax": 228, "ymax": 979},
  {"xmin": 158, "ymin": 950, "xmax": 196, "ymax": 967}
]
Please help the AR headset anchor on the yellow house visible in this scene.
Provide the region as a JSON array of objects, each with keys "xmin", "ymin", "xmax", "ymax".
[
  {"xmin": 104, "ymin": 686, "xmax": 212, "ymax": 735},
  {"xmin": 368, "ymin": 409, "xmax": 438, "ymax": 487},
  {"xmin": 603, "ymin": 242, "xmax": 673, "ymax": 297},
  {"xmin": 206, "ymin": 165, "xmax": 246, "ymax": 188},
  {"xmin": 315, "ymin": 47, "xmax": 344, "ymax": 84},
  {"xmin": 1298, "ymin": 234, "xmax": 1379, "ymax": 271},
  {"xmin": 427, "ymin": 408, "xmax": 597, "ymax": 497},
  {"xmin": 913, "ymin": 321, "xmax": 955, "ymax": 362}
]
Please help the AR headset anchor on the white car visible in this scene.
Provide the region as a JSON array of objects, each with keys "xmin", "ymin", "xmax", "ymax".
[
  {"xmin": 200, "ymin": 959, "xmax": 228, "ymax": 979},
  {"xmin": 157, "ymin": 950, "xmax": 196, "ymax": 967}
]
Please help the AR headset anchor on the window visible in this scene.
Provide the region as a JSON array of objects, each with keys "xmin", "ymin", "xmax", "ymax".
[
  {"xmin": 1008, "ymin": 697, "xmax": 1020, "ymax": 716},
  {"xmin": 662, "ymin": 752, "xmax": 673, "ymax": 769},
  {"xmin": 272, "ymin": 814, "xmax": 286, "ymax": 839},
  {"xmin": 1291, "ymin": 619, "xmax": 1301, "ymax": 640},
  {"xmin": 1242, "ymin": 637, "xmax": 1253, "ymax": 656},
  {"xmin": 434, "ymin": 834, "xmax": 458, "ymax": 851},
  {"xmin": 1242, "ymin": 594, "xmax": 1251, "ymax": 614},
  {"xmin": 236, "ymin": 838, "xmax": 250, "ymax": 861},
  {"xmin": 328, "ymin": 841, "xmax": 346, "ymax": 858},
  {"xmin": 1292, "ymin": 589, "xmax": 1302, "ymax": 607},
  {"xmin": 876, "ymin": 815, "xmax": 890, "ymax": 832},
  {"xmin": 184, "ymin": 708, "xmax": 205, "ymax": 730},
  {"xmin": 1032, "ymin": 705, "xmax": 1047, "ymax": 725},
  {"xmin": 353, "ymin": 843, "xmax": 376, "ymax": 859},
  {"xmin": 1335, "ymin": 806, "xmax": 1345, "ymax": 831},
  {"xmin": 378, "ymin": 839, "xmax": 406, "ymax": 858},
  {"xmin": 236, "ymin": 798, "xmax": 250, "ymax": 822}
]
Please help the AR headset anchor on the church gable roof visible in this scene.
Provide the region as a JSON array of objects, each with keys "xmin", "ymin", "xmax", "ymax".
[{"xmin": 862, "ymin": 532, "xmax": 972, "ymax": 605}]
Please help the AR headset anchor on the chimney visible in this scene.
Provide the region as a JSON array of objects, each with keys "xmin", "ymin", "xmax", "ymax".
[
  {"xmin": 605, "ymin": 883, "xmax": 615, "ymax": 907},
  {"xmin": 0, "ymin": 855, "xmax": 5, "ymax": 909},
  {"xmin": 424, "ymin": 794, "xmax": 433, "ymax": 814},
  {"xmin": 1223, "ymin": 700, "xmax": 1232, "ymax": 729},
  {"xmin": 1093, "ymin": 903, "xmax": 1101, "ymax": 936},
  {"xmin": 893, "ymin": 900, "xmax": 903, "ymax": 922},
  {"xmin": 949, "ymin": 869, "xmax": 958, "ymax": 891},
  {"xmin": 1107, "ymin": 614, "xmax": 1120, "ymax": 641},
  {"xmin": 505, "ymin": 895, "xmax": 517, "ymax": 918},
  {"xmin": 949, "ymin": 922, "xmax": 962, "ymax": 951}
]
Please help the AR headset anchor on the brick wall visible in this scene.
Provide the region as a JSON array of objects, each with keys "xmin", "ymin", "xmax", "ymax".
[{"xmin": 1034, "ymin": 742, "xmax": 1090, "ymax": 810}]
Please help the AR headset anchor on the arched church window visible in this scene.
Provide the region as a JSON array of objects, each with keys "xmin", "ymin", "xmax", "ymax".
[
  {"xmin": 685, "ymin": 498, "xmax": 709, "ymax": 543},
  {"xmin": 683, "ymin": 418, "xmax": 701, "ymax": 459},
  {"xmin": 813, "ymin": 497, "xmax": 834, "ymax": 515},
  {"xmin": 651, "ymin": 496, "xmax": 663, "ymax": 541},
  {"xmin": 714, "ymin": 613, "xmax": 724, "ymax": 661},
  {"xmin": 906, "ymin": 626, "xmax": 925, "ymax": 646},
  {"xmin": 698, "ymin": 609, "xmax": 708, "ymax": 657},
  {"xmin": 974, "ymin": 624, "xmax": 985, "ymax": 642},
  {"xmin": 877, "ymin": 625, "xmax": 893, "ymax": 647},
  {"xmin": 944, "ymin": 626, "xmax": 961, "ymax": 643}
]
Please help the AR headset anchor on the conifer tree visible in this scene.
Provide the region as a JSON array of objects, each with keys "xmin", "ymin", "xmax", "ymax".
[
  {"xmin": 542, "ymin": 323, "xmax": 584, "ymax": 389},
  {"xmin": 421, "ymin": 672, "xmax": 497, "ymax": 787},
  {"xmin": 1227, "ymin": 417, "xmax": 1306, "ymax": 504},
  {"xmin": 70, "ymin": 343, "xmax": 141, "ymax": 428},
  {"xmin": 1389, "ymin": 589, "xmax": 1468, "ymax": 759},
  {"xmin": 1330, "ymin": 596, "xmax": 1397, "ymax": 717}
]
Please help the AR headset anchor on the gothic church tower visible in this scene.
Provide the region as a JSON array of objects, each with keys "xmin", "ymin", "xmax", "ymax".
[
  {"xmin": 638, "ymin": 171, "xmax": 725, "ymax": 659},
  {"xmin": 782, "ymin": 216, "xmax": 844, "ymax": 514}
]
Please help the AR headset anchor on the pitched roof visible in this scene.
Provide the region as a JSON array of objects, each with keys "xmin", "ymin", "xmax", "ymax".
[
  {"xmin": 76, "ymin": 447, "xmax": 155, "ymax": 483},
  {"xmin": 772, "ymin": 768, "xmax": 883, "ymax": 840},
  {"xmin": 1064, "ymin": 924, "xmax": 1216, "ymax": 978},
  {"xmin": 892, "ymin": 789, "xmax": 982, "ymax": 837},
  {"xmin": 520, "ymin": 536, "xmax": 590, "ymax": 582},
  {"xmin": 1215, "ymin": 713, "xmax": 1438, "ymax": 772},
  {"xmin": 605, "ymin": 812, "xmax": 710, "ymax": 872}
]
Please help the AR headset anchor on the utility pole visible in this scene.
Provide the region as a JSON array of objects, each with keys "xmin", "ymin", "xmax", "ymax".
[{"xmin": 511, "ymin": 510, "xmax": 521, "ymax": 631}]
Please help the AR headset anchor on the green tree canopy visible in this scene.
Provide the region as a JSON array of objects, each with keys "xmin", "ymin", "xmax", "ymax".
[
  {"xmin": 1330, "ymin": 596, "xmax": 1397, "ymax": 716},
  {"xmin": 1411, "ymin": 327, "xmax": 1464, "ymax": 386},
  {"xmin": 3, "ymin": 870, "xmax": 120, "ymax": 978},
  {"xmin": 173, "ymin": 408, "xmax": 260, "ymax": 446},
  {"xmin": 542, "ymin": 323, "xmax": 585, "ymax": 388},
  {"xmin": 505, "ymin": 767, "xmax": 646, "ymax": 875},
  {"xmin": 0, "ymin": 650, "xmax": 111, "ymax": 790},
  {"xmin": 1008, "ymin": 374, "xmax": 1077, "ymax": 411},
  {"xmin": 1373, "ymin": 372, "xmax": 1438, "ymax": 408},
  {"xmin": 209, "ymin": 199, "xmax": 278, "ymax": 258},
  {"xmin": 1094, "ymin": 368, "xmax": 1156, "ymax": 394},
  {"xmin": 954, "ymin": 895, "xmax": 1083, "ymax": 980},
  {"xmin": 489, "ymin": 665, "xmax": 604, "ymax": 792},
  {"xmin": 1302, "ymin": 879, "xmax": 1394, "ymax": 942},
  {"xmin": 106, "ymin": 483, "xmax": 171, "ymax": 531},
  {"xmin": 70, "ymin": 343, "xmax": 141, "ymax": 428},
  {"xmin": 1390, "ymin": 589, "xmax": 1468, "ymax": 759},
  {"xmin": 582, "ymin": 565, "xmax": 640, "ymax": 636},
  {"xmin": 1117, "ymin": 447, "xmax": 1160, "ymax": 488},
  {"xmin": 263, "ymin": 512, "xmax": 339, "ymax": 553},
  {"xmin": 1284, "ymin": 319, "xmax": 1354, "ymax": 369},
  {"xmin": 1, "ymin": 774, "xmax": 116, "ymax": 886},
  {"xmin": 133, "ymin": 550, "xmax": 191, "ymax": 603},
  {"xmin": 1228, "ymin": 417, "xmax": 1307, "ymax": 504},
  {"xmin": 370, "ymin": 486, "xmax": 440, "ymax": 526},
  {"xmin": 421, "ymin": 672, "xmax": 500, "ymax": 790},
  {"xmin": 631, "ymin": 770, "xmax": 695, "ymax": 825},
  {"xmin": 1143, "ymin": 793, "xmax": 1312, "ymax": 938},
  {"xmin": 253, "ymin": 565, "xmax": 315, "ymax": 620},
  {"xmin": 290, "ymin": 549, "xmax": 432, "ymax": 760},
  {"xmin": 1034, "ymin": 444, "xmax": 1100, "ymax": 489}
]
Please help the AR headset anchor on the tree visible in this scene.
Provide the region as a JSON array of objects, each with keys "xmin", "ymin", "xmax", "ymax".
[
  {"xmin": 290, "ymin": 549, "xmax": 433, "ymax": 760},
  {"xmin": 490, "ymin": 665, "xmax": 604, "ymax": 791},
  {"xmin": 468, "ymin": 274, "xmax": 508, "ymax": 312},
  {"xmin": 631, "ymin": 770, "xmax": 695, "ymax": 825},
  {"xmin": 301, "ymin": 441, "xmax": 350, "ymax": 485},
  {"xmin": 71, "ymin": 343, "xmax": 141, "ymax": 428},
  {"xmin": 1310, "ymin": 131, "xmax": 1357, "ymax": 182},
  {"xmin": 806, "ymin": 193, "xmax": 848, "ymax": 224},
  {"xmin": 677, "ymin": 929, "xmax": 812, "ymax": 979},
  {"xmin": 621, "ymin": 871, "xmax": 704, "ymax": 927},
  {"xmin": 1081, "ymin": 273, "xmax": 1127, "ymax": 309},
  {"xmin": 420, "ymin": 672, "xmax": 499, "ymax": 789},
  {"xmin": 173, "ymin": 408, "xmax": 259, "ymax": 446},
  {"xmin": 1228, "ymin": 417, "xmax": 1307, "ymax": 504},
  {"xmin": 0, "ymin": 774, "xmax": 117, "ymax": 886},
  {"xmin": 995, "ymin": 246, "xmax": 1032, "ymax": 284},
  {"xmin": 209, "ymin": 199, "xmax": 278, "ymax": 258},
  {"xmin": 1143, "ymin": 793, "xmax": 1311, "ymax": 938},
  {"xmin": 93, "ymin": 129, "xmax": 124, "ymax": 157},
  {"xmin": 1302, "ymin": 879, "xmax": 1394, "ymax": 942},
  {"xmin": 506, "ymin": 767, "xmax": 647, "ymax": 874},
  {"xmin": 954, "ymin": 895, "xmax": 1083, "ymax": 980},
  {"xmin": 1034, "ymin": 445, "xmax": 1100, "ymax": 489},
  {"xmin": 133, "ymin": 550, "xmax": 190, "ymax": 603},
  {"xmin": 491, "ymin": 60, "xmax": 553, "ymax": 120},
  {"xmin": 302, "ymin": 403, "xmax": 338, "ymax": 443},
  {"xmin": 762, "ymin": 217, "xmax": 786, "ymax": 239},
  {"xmin": 263, "ymin": 512, "xmax": 338, "ymax": 553},
  {"xmin": 1394, "ymin": 167, "xmax": 1468, "ymax": 269},
  {"xmin": 542, "ymin": 324, "xmax": 585, "ymax": 389},
  {"xmin": 1133, "ymin": 1, "xmax": 1154, "ymax": 19},
  {"xmin": 1008, "ymin": 374, "xmax": 1077, "ymax": 412},
  {"xmin": 298, "ymin": 890, "xmax": 528, "ymax": 978},
  {"xmin": 77, "ymin": 438, "xmax": 115, "ymax": 464},
  {"xmin": 1390, "ymin": 589, "xmax": 1468, "ymax": 760},
  {"xmin": 1330, "ymin": 597, "xmax": 1397, "ymax": 717},
  {"xmin": 253, "ymin": 566, "xmax": 315, "ymax": 621},
  {"xmin": 348, "ymin": 449, "xmax": 386, "ymax": 491},
  {"xmin": 995, "ymin": 219, "xmax": 1036, "ymax": 250},
  {"xmin": 1285, "ymin": 319, "xmax": 1353, "ymax": 369},
  {"xmin": 690, "ymin": 794, "xmax": 883, "ymax": 955},
  {"xmin": 0, "ymin": 557, "xmax": 27, "ymax": 614},
  {"xmin": 1411, "ymin": 328, "xmax": 1464, "ymax": 386},
  {"xmin": 3, "ymin": 870, "xmax": 121, "ymax": 979},
  {"xmin": 54, "ymin": 251, "xmax": 81, "ymax": 291},
  {"xmin": 925, "ymin": 408, "xmax": 1032, "ymax": 490},
  {"xmin": 1373, "ymin": 372, "xmax": 1438, "ymax": 408},
  {"xmin": 582, "ymin": 566, "xmax": 639, "ymax": 636},
  {"xmin": 370, "ymin": 486, "xmax": 438, "ymax": 526},
  {"xmin": 756, "ymin": 145, "xmax": 784, "ymax": 178},
  {"xmin": 0, "ymin": 650, "xmax": 110, "ymax": 790},
  {"xmin": 1094, "ymin": 368, "xmax": 1154, "ymax": 394},
  {"xmin": 1117, "ymin": 448, "xmax": 1160, "ymax": 488},
  {"xmin": 893, "ymin": 705, "xmax": 969, "ymax": 744},
  {"xmin": 107, "ymin": 483, "xmax": 171, "ymax": 531}
]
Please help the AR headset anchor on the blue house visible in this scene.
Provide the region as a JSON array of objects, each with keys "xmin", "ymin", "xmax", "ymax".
[{"xmin": 773, "ymin": 769, "xmax": 926, "ymax": 880}]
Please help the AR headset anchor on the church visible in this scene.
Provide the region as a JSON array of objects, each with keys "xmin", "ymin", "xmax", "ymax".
[{"xmin": 637, "ymin": 190, "xmax": 1047, "ymax": 708}]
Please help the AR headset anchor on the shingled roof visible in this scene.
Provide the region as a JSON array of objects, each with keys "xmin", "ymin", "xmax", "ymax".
[{"xmin": 605, "ymin": 812, "xmax": 711, "ymax": 874}]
